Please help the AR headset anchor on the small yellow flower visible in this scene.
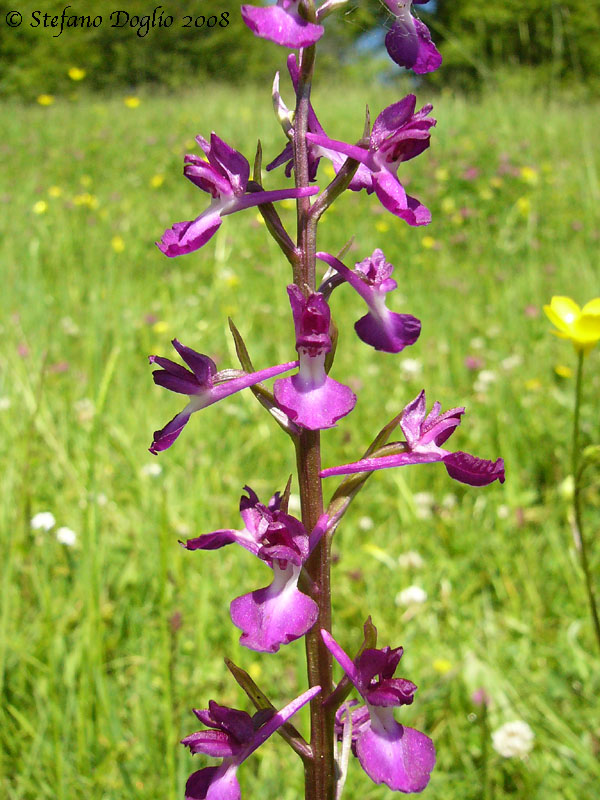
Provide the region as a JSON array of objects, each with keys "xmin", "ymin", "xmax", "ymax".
[
  {"xmin": 124, "ymin": 96, "xmax": 141, "ymax": 108},
  {"xmin": 516, "ymin": 197, "xmax": 530, "ymax": 216},
  {"xmin": 37, "ymin": 94, "xmax": 54, "ymax": 106},
  {"xmin": 421, "ymin": 235, "xmax": 437, "ymax": 249},
  {"xmin": 432, "ymin": 658, "xmax": 453, "ymax": 675},
  {"xmin": 434, "ymin": 167, "xmax": 449, "ymax": 182},
  {"xmin": 520, "ymin": 166, "xmax": 539, "ymax": 185},
  {"xmin": 478, "ymin": 188, "xmax": 493, "ymax": 201},
  {"xmin": 323, "ymin": 163, "xmax": 336, "ymax": 179},
  {"xmin": 254, "ymin": 213, "xmax": 265, "ymax": 224},
  {"xmin": 111, "ymin": 235, "xmax": 125, "ymax": 253},
  {"xmin": 153, "ymin": 321, "xmax": 169, "ymax": 334},
  {"xmin": 73, "ymin": 193, "xmax": 98, "ymax": 209},
  {"xmin": 489, "ymin": 176, "xmax": 503, "ymax": 189},
  {"xmin": 441, "ymin": 196, "xmax": 456, "ymax": 214},
  {"xmin": 524, "ymin": 378, "xmax": 542, "ymax": 391},
  {"xmin": 33, "ymin": 200, "xmax": 48, "ymax": 214},
  {"xmin": 554, "ymin": 364, "xmax": 573, "ymax": 378},
  {"xmin": 48, "ymin": 186, "xmax": 62, "ymax": 198},
  {"xmin": 68, "ymin": 67, "xmax": 86, "ymax": 81},
  {"xmin": 375, "ymin": 220, "xmax": 389, "ymax": 233},
  {"xmin": 150, "ymin": 174, "xmax": 164, "ymax": 189},
  {"xmin": 544, "ymin": 296, "xmax": 600, "ymax": 354}
]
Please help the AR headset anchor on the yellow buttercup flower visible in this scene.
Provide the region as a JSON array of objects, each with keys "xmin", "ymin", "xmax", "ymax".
[
  {"xmin": 150, "ymin": 174, "xmax": 164, "ymax": 189},
  {"xmin": 37, "ymin": 94, "xmax": 54, "ymax": 106},
  {"xmin": 111, "ymin": 236, "xmax": 125, "ymax": 253},
  {"xmin": 124, "ymin": 96, "xmax": 141, "ymax": 108},
  {"xmin": 68, "ymin": 67, "xmax": 86, "ymax": 81},
  {"xmin": 33, "ymin": 200, "xmax": 48, "ymax": 214},
  {"xmin": 544, "ymin": 296, "xmax": 600, "ymax": 355}
]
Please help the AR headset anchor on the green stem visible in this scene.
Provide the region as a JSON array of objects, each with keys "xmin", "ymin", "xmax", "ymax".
[
  {"xmin": 292, "ymin": 38, "xmax": 336, "ymax": 800},
  {"xmin": 571, "ymin": 348, "xmax": 600, "ymax": 653}
]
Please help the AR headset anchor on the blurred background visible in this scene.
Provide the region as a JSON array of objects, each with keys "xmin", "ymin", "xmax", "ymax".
[{"xmin": 1, "ymin": 2, "xmax": 599, "ymax": 799}]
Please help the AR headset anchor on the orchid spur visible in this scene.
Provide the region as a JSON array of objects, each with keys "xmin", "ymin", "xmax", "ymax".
[
  {"xmin": 149, "ymin": 340, "xmax": 297, "ymax": 453},
  {"xmin": 322, "ymin": 630, "xmax": 436, "ymax": 793},
  {"xmin": 182, "ymin": 686, "xmax": 321, "ymax": 800},
  {"xmin": 157, "ymin": 132, "xmax": 318, "ymax": 257},
  {"xmin": 317, "ymin": 248, "xmax": 421, "ymax": 353},
  {"xmin": 321, "ymin": 389, "xmax": 505, "ymax": 486},
  {"xmin": 306, "ymin": 95, "xmax": 436, "ymax": 226}
]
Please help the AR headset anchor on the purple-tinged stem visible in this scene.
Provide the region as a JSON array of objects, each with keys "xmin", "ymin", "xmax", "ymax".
[{"xmin": 293, "ymin": 35, "xmax": 336, "ymax": 800}]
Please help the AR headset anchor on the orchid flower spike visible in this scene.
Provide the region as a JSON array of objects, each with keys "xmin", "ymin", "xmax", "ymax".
[
  {"xmin": 157, "ymin": 132, "xmax": 318, "ymax": 256},
  {"xmin": 322, "ymin": 630, "xmax": 436, "ymax": 793},
  {"xmin": 317, "ymin": 249, "xmax": 421, "ymax": 353},
  {"xmin": 149, "ymin": 340, "xmax": 297, "ymax": 453},
  {"xmin": 182, "ymin": 686, "xmax": 321, "ymax": 800},
  {"xmin": 273, "ymin": 285, "xmax": 357, "ymax": 430},
  {"xmin": 321, "ymin": 389, "xmax": 505, "ymax": 486},
  {"xmin": 241, "ymin": 0, "xmax": 324, "ymax": 49},
  {"xmin": 182, "ymin": 486, "xmax": 328, "ymax": 652},
  {"xmin": 306, "ymin": 96, "xmax": 436, "ymax": 226},
  {"xmin": 383, "ymin": 1, "xmax": 442, "ymax": 74}
]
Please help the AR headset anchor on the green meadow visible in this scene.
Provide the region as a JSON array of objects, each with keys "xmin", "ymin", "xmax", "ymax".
[{"xmin": 1, "ymin": 78, "xmax": 599, "ymax": 799}]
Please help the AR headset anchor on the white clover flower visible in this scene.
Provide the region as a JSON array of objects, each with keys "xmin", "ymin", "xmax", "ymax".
[
  {"xmin": 396, "ymin": 585, "xmax": 427, "ymax": 606},
  {"xmin": 399, "ymin": 357, "xmax": 422, "ymax": 378},
  {"xmin": 141, "ymin": 462, "xmax": 163, "ymax": 477},
  {"xmin": 491, "ymin": 721, "xmax": 534, "ymax": 758},
  {"xmin": 56, "ymin": 527, "xmax": 77, "ymax": 547},
  {"xmin": 358, "ymin": 516, "xmax": 374, "ymax": 531},
  {"xmin": 397, "ymin": 551, "xmax": 424, "ymax": 569},
  {"xmin": 496, "ymin": 504, "xmax": 511, "ymax": 519},
  {"xmin": 31, "ymin": 512, "xmax": 56, "ymax": 531},
  {"xmin": 413, "ymin": 491, "xmax": 435, "ymax": 520},
  {"xmin": 501, "ymin": 354, "xmax": 522, "ymax": 371},
  {"xmin": 474, "ymin": 370, "xmax": 498, "ymax": 393}
]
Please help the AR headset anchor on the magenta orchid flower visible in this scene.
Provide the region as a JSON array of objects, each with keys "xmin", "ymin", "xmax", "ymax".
[
  {"xmin": 320, "ymin": 389, "xmax": 505, "ymax": 486},
  {"xmin": 383, "ymin": 1, "xmax": 442, "ymax": 74},
  {"xmin": 241, "ymin": 0, "xmax": 324, "ymax": 48},
  {"xmin": 267, "ymin": 54, "xmax": 372, "ymax": 189},
  {"xmin": 149, "ymin": 340, "xmax": 297, "ymax": 454},
  {"xmin": 317, "ymin": 249, "xmax": 421, "ymax": 353},
  {"xmin": 273, "ymin": 285, "xmax": 356, "ymax": 430},
  {"xmin": 182, "ymin": 486, "xmax": 327, "ymax": 652},
  {"xmin": 322, "ymin": 630, "xmax": 436, "ymax": 793},
  {"xmin": 306, "ymin": 95, "xmax": 436, "ymax": 226},
  {"xmin": 157, "ymin": 132, "xmax": 318, "ymax": 257},
  {"xmin": 182, "ymin": 687, "xmax": 321, "ymax": 800}
]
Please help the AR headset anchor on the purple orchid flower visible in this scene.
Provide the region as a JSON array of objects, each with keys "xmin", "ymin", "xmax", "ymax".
[
  {"xmin": 383, "ymin": 1, "xmax": 442, "ymax": 74},
  {"xmin": 182, "ymin": 687, "xmax": 321, "ymax": 800},
  {"xmin": 157, "ymin": 132, "xmax": 318, "ymax": 257},
  {"xmin": 241, "ymin": 0, "xmax": 324, "ymax": 49},
  {"xmin": 322, "ymin": 630, "xmax": 436, "ymax": 793},
  {"xmin": 267, "ymin": 55, "xmax": 372, "ymax": 189},
  {"xmin": 182, "ymin": 486, "xmax": 327, "ymax": 652},
  {"xmin": 306, "ymin": 95, "xmax": 436, "ymax": 226},
  {"xmin": 320, "ymin": 389, "xmax": 506, "ymax": 486},
  {"xmin": 273, "ymin": 285, "xmax": 356, "ymax": 430},
  {"xmin": 149, "ymin": 340, "xmax": 297, "ymax": 454},
  {"xmin": 317, "ymin": 249, "xmax": 421, "ymax": 353}
]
